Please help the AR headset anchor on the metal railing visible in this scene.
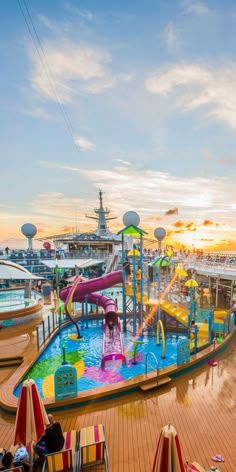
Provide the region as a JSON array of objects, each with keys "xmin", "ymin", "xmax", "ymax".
[
  {"xmin": 36, "ymin": 306, "xmax": 66, "ymax": 350},
  {"xmin": 145, "ymin": 352, "xmax": 159, "ymax": 382}
]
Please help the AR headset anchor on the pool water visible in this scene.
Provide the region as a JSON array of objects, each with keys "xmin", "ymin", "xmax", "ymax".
[
  {"xmin": 0, "ymin": 289, "xmax": 41, "ymax": 312},
  {"xmin": 14, "ymin": 322, "xmax": 186, "ymax": 399}
]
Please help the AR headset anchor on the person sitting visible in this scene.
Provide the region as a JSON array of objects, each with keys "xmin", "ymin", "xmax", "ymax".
[
  {"xmin": 33, "ymin": 414, "xmax": 65, "ymax": 459},
  {"xmin": 0, "ymin": 451, "xmax": 14, "ymax": 470},
  {"xmin": 14, "ymin": 443, "xmax": 30, "ymax": 471},
  {"xmin": 108, "ymin": 320, "xmax": 114, "ymax": 337},
  {"xmin": 0, "ymin": 450, "xmax": 30, "ymax": 471}
]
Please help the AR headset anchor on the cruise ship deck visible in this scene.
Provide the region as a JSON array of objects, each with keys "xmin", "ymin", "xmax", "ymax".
[
  {"xmin": 1, "ymin": 249, "xmax": 236, "ymax": 471},
  {"xmin": 0, "ymin": 311, "xmax": 235, "ymax": 471}
]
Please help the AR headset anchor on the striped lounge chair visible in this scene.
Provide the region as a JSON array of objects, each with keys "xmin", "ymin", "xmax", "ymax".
[
  {"xmin": 43, "ymin": 448, "xmax": 73, "ymax": 472},
  {"xmin": 63, "ymin": 430, "xmax": 79, "ymax": 464},
  {"xmin": 78, "ymin": 424, "xmax": 109, "ymax": 471},
  {"xmin": 186, "ymin": 462, "xmax": 206, "ymax": 471},
  {"xmin": 42, "ymin": 430, "xmax": 79, "ymax": 472}
]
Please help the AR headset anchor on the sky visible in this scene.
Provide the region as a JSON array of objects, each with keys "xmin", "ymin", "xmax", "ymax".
[{"xmin": 1, "ymin": 0, "xmax": 236, "ymax": 252}]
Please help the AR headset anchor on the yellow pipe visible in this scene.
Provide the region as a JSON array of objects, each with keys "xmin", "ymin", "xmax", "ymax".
[{"xmin": 156, "ymin": 319, "xmax": 166, "ymax": 358}]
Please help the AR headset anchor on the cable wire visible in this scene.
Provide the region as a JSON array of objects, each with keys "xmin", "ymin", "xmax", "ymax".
[{"xmin": 17, "ymin": 0, "xmax": 77, "ymax": 142}]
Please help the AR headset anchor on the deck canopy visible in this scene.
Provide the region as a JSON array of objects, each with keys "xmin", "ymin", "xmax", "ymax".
[
  {"xmin": 41, "ymin": 258, "xmax": 103, "ymax": 269},
  {"xmin": 0, "ymin": 260, "xmax": 42, "ymax": 280}
]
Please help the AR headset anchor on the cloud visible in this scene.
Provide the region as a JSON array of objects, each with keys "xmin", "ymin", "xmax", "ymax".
[
  {"xmin": 217, "ymin": 156, "xmax": 236, "ymax": 166},
  {"xmin": 61, "ymin": 225, "xmax": 73, "ymax": 232},
  {"xmin": 33, "ymin": 160, "xmax": 236, "ymax": 238},
  {"xmin": 113, "ymin": 159, "xmax": 131, "ymax": 166},
  {"xmin": 145, "ymin": 63, "xmax": 236, "ymax": 129},
  {"xmin": 29, "ymin": 40, "xmax": 131, "ymax": 103},
  {"xmin": 23, "ymin": 107, "xmax": 51, "ymax": 120},
  {"xmin": 186, "ymin": 222, "xmax": 197, "ymax": 231},
  {"xmin": 63, "ymin": 3, "xmax": 94, "ymax": 21},
  {"xmin": 203, "ymin": 219, "xmax": 214, "ymax": 226},
  {"xmin": 74, "ymin": 136, "xmax": 95, "ymax": 150},
  {"xmin": 165, "ymin": 207, "xmax": 178, "ymax": 215},
  {"xmin": 199, "ymin": 238, "xmax": 214, "ymax": 241},
  {"xmin": 174, "ymin": 220, "xmax": 185, "ymax": 228},
  {"xmin": 182, "ymin": 1, "xmax": 210, "ymax": 16},
  {"xmin": 164, "ymin": 22, "xmax": 178, "ymax": 49},
  {"xmin": 204, "ymin": 151, "xmax": 214, "ymax": 160}
]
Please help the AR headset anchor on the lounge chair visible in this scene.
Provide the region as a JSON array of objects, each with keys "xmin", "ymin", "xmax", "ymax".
[
  {"xmin": 78, "ymin": 424, "xmax": 110, "ymax": 471},
  {"xmin": 42, "ymin": 448, "xmax": 73, "ymax": 472},
  {"xmin": 186, "ymin": 462, "xmax": 206, "ymax": 471}
]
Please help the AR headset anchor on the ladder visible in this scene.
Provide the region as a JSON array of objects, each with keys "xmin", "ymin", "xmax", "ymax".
[{"xmin": 140, "ymin": 351, "xmax": 171, "ymax": 391}]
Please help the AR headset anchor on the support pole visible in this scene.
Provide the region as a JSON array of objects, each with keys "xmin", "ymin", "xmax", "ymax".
[
  {"xmin": 139, "ymin": 235, "xmax": 143, "ymax": 334},
  {"xmin": 122, "ymin": 233, "xmax": 127, "ymax": 332},
  {"xmin": 132, "ymin": 247, "xmax": 137, "ymax": 337}
]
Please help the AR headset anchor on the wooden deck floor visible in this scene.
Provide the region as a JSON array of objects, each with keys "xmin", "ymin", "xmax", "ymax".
[{"xmin": 0, "ymin": 343, "xmax": 235, "ymax": 471}]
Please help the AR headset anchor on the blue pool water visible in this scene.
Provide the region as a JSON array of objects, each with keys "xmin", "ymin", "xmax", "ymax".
[
  {"xmin": 14, "ymin": 321, "xmax": 186, "ymax": 398},
  {"xmin": 0, "ymin": 289, "xmax": 41, "ymax": 312}
]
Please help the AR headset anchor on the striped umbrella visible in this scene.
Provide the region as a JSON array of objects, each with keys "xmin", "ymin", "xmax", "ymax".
[
  {"xmin": 152, "ymin": 424, "xmax": 185, "ymax": 472},
  {"xmin": 14, "ymin": 378, "xmax": 49, "ymax": 446}
]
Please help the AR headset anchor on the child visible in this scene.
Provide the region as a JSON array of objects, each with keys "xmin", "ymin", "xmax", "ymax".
[{"xmin": 108, "ymin": 320, "xmax": 114, "ymax": 337}]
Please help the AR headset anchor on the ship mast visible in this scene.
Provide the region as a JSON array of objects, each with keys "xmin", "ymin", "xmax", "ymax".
[{"xmin": 86, "ymin": 190, "xmax": 117, "ymax": 236}]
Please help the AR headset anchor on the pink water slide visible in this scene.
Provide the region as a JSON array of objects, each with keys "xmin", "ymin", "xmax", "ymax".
[{"xmin": 60, "ymin": 270, "xmax": 126, "ymax": 366}]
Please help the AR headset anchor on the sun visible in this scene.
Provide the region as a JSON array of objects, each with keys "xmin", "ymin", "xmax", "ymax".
[{"xmin": 174, "ymin": 228, "xmax": 215, "ymax": 250}]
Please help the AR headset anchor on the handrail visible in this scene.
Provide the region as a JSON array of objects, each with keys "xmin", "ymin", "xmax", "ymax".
[
  {"xmin": 156, "ymin": 319, "xmax": 166, "ymax": 358},
  {"xmin": 145, "ymin": 352, "xmax": 159, "ymax": 383}
]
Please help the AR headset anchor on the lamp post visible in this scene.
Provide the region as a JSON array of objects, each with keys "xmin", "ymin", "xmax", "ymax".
[
  {"xmin": 128, "ymin": 245, "xmax": 140, "ymax": 336},
  {"xmin": 154, "ymin": 227, "xmax": 166, "ymax": 255},
  {"xmin": 185, "ymin": 278, "xmax": 199, "ymax": 319}
]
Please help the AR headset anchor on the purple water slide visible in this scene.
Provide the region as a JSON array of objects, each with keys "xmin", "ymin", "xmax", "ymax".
[
  {"xmin": 59, "ymin": 270, "xmax": 125, "ymax": 365},
  {"xmin": 101, "ymin": 322, "xmax": 126, "ymax": 367},
  {"xmin": 60, "ymin": 270, "xmax": 122, "ymax": 305}
]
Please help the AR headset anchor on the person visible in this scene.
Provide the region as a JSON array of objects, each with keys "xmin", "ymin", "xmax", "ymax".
[
  {"xmin": 14, "ymin": 444, "xmax": 30, "ymax": 464},
  {"xmin": 108, "ymin": 320, "xmax": 114, "ymax": 337},
  {"xmin": 136, "ymin": 266, "xmax": 141, "ymax": 289},
  {"xmin": 190, "ymin": 319, "xmax": 195, "ymax": 341},
  {"xmin": 0, "ymin": 451, "xmax": 14, "ymax": 470},
  {"xmin": 123, "ymin": 257, "xmax": 131, "ymax": 283},
  {"xmin": 4, "ymin": 247, "xmax": 9, "ymax": 256},
  {"xmin": 0, "ymin": 450, "xmax": 30, "ymax": 472},
  {"xmin": 33, "ymin": 414, "xmax": 64, "ymax": 458}
]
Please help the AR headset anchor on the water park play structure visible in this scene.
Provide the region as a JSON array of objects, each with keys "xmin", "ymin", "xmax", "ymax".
[
  {"xmin": 1, "ymin": 216, "xmax": 236, "ymax": 413},
  {"xmin": 58, "ymin": 232, "xmax": 234, "ymax": 373}
]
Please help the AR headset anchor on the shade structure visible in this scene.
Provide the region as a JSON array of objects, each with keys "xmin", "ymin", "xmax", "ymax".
[
  {"xmin": 185, "ymin": 279, "xmax": 199, "ymax": 288},
  {"xmin": 152, "ymin": 424, "xmax": 185, "ymax": 472},
  {"xmin": 14, "ymin": 379, "xmax": 49, "ymax": 446},
  {"xmin": 0, "ymin": 260, "xmax": 42, "ymax": 280},
  {"xmin": 175, "ymin": 268, "xmax": 188, "ymax": 277},
  {"xmin": 151, "ymin": 256, "xmax": 171, "ymax": 268}
]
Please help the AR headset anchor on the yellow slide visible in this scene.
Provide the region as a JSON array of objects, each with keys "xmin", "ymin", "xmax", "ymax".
[{"xmin": 160, "ymin": 300, "xmax": 189, "ymax": 326}]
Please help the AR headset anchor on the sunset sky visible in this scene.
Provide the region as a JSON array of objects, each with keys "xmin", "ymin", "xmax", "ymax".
[{"xmin": 1, "ymin": 0, "xmax": 236, "ymax": 252}]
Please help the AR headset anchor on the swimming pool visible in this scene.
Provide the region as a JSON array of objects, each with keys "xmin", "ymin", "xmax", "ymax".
[
  {"xmin": 14, "ymin": 321, "xmax": 186, "ymax": 399},
  {"xmin": 0, "ymin": 289, "xmax": 41, "ymax": 312}
]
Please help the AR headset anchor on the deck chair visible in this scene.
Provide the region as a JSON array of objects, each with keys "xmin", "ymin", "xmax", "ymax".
[
  {"xmin": 186, "ymin": 462, "xmax": 206, "ymax": 471},
  {"xmin": 78, "ymin": 424, "xmax": 110, "ymax": 471},
  {"xmin": 43, "ymin": 448, "xmax": 73, "ymax": 472}
]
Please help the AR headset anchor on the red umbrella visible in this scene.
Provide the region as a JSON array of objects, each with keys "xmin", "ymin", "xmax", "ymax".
[
  {"xmin": 152, "ymin": 424, "xmax": 185, "ymax": 472},
  {"xmin": 14, "ymin": 379, "xmax": 49, "ymax": 447}
]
